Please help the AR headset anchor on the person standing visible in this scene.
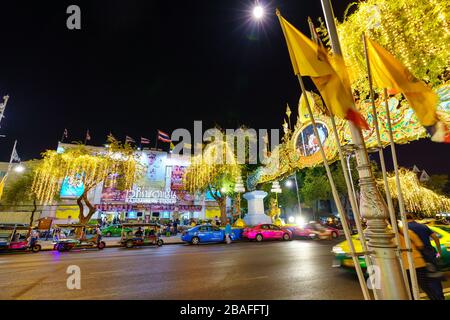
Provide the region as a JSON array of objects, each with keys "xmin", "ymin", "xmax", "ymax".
[
  {"xmin": 173, "ymin": 220, "xmax": 178, "ymax": 236},
  {"xmin": 225, "ymin": 219, "xmax": 232, "ymax": 244},
  {"xmin": 95, "ymin": 224, "xmax": 102, "ymax": 245}
]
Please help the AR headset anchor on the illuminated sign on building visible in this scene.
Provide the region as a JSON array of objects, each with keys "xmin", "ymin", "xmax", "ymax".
[
  {"xmin": 60, "ymin": 174, "xmax": 85, "ymax": 198},
  {"xmin": 126, "ymin": 187, "xmax": 177, "ymax": 204}
]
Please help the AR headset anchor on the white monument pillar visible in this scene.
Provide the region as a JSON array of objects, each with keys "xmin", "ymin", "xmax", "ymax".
[{"xmin": 243, "ymin": 191, "xmax": 272, "ymax": 226}]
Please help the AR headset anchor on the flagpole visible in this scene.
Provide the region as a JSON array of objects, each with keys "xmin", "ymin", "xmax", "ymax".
[
  {"xmin": 307, "ymin": 19, "xmax": 378, "ymax": 298},
  {"xmin": 0, "ymin": 95, "xmax": 10, "ymax": 128},
  {"xmin": 7, "ymin": 140, "xmax": 18, "ymax": 173},
  {"xmin": 362, "ymin": 34, "xmax": 413, "ymax": 299},
  {"xmin": 319, "ymin": 0, "xmax": 408, "ymax": 299},
  {"xmin": 298, "ymin": 75, "xmax": 371, "ymax": 300},
  {"xmin": 383, "ymin": 88, "xmax": 420, "ymax": 299},
  {"xmin": 276, "ymin": 9, "xmax": 371, "ymax": 300}
]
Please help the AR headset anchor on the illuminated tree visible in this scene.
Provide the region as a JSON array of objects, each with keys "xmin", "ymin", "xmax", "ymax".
[
  {"xmin": 32, "ymin": 136, "xmax": 144, "ymax": 224},
  {"xmin": 383, "ymin": 169, "xmax": 450, "ymax": 216},
  {"xmin": 1, "ymin": 160, "xmax": 43, "ymax": 226},
  {"xmin": 328, "ymin": 0, "xmax": 450, "ymax": 98},
  {"xmin": 184, "ymin": 139, "xmax": 242, "ymax": 224}
]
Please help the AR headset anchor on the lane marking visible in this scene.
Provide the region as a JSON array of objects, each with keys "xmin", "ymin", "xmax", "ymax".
[
  {"xmin": 238, "ymin": 276, "xmax": 269, "ymax": 281},
  {"xmin": 89, "ymin": 270, "xmax": 122, "ymax": 275}
]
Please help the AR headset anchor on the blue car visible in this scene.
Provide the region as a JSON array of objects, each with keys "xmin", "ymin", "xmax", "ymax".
[{"xmin": 182, "ymin": 225, "xmax": 237, "ymax": 244}]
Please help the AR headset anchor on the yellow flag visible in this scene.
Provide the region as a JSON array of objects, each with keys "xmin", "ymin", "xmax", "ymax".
[
  {"xmin": 366, "ymin": 37, "xmax": 438, "ymax": 126},
  {"xmin": 277, "ymin": 11, "xmax": 368, "ymax": 130},
  {"xmin": 0, "ymin": 175, "xmax": 7, "ymax": 200},
  {"xmin": 299, "ymin": 91, "xmax": 314, "ymax": 123}
]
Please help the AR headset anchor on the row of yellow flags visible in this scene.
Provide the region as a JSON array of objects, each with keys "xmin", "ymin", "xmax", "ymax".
[{"xmin": 277, "ymin": 11, "xmax": 449, "ymax": 143}]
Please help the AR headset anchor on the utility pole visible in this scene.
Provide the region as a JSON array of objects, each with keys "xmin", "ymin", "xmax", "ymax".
[{"xmin": 320, "ymin": 0, "xmax": 408, "ymax": 299}]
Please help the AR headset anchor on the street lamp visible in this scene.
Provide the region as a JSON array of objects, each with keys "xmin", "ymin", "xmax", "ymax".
[
  {"xmin": 234, "ymin": 175, "xmax": 246, "ymax": 220},
  {"xmin": 252, "ymin": 5, "xmax": 265, "ymax": 20},
  {"xmin": 284, "ymin": 173, "xmax": 303, "ymax": 219},
  {"xmin": 13, "ymin": 164, "xmax": 25, "ymax": 173}
]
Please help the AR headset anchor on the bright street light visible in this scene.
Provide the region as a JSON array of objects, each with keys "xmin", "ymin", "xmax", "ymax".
[
  {"xmin": 296, "ymin": 216, "xmax": 306, "ymax": 227},
  {"xmin": 14, "ymin": 164, "xmax": 25, "ymax": 173},
  {"xmin": 252, "ymin": 5, "xmax": 264, "ymax": 20},
  {"xmin": 285, "ymin": 180, "xmax": 293, "ymax": 188}
]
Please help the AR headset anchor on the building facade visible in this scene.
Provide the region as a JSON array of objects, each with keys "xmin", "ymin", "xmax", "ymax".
[{"xmin": 44, "ymin": 143, "xmax": 225, "ymax": 225}]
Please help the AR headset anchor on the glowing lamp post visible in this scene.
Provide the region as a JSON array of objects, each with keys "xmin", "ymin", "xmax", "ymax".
[
  {"xmin": 252, "ymin": 5, "xmax": 265, "ymax": 20},
  {"xmin": 13, "ymin": 164, "xmax": 25, "ymax": 173},
  {"xmin": 234, "ymin": 176, "xmax": 246, "ymax": 219}
]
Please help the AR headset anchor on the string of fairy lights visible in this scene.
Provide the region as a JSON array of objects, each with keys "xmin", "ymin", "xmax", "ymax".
[
  {"xmin": 183, "ymin": 140, "xmax": 241, "ymax": 195},
  {"xmin": 31, "ymin": 145, "xmax": 141, "ymax": 205},
  {"xmin": 336, "ymin": 0, "xmax": 449, "ymax": 99},
  {"xmin": 382, "ymin": 169, "xmax": 450, "ymax": 217}
]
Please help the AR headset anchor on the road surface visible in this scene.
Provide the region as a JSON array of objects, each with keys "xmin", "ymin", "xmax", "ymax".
[{"xmin": 0, "ymin": 240, "xmax": 383, "ymax": 300}]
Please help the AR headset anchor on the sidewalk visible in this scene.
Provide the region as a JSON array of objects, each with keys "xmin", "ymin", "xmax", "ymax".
[{"xmin": 39, "ymin": 235, "xmax": 184, "ymax": 251}]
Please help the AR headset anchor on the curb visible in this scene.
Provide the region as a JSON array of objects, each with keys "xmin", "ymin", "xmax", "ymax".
[{"xmin": 40, "ymin": 240, "xmax": 185, "ymax": 251}]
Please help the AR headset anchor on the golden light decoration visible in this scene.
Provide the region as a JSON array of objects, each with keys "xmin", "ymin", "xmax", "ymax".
[
  {"xmin": 382, "ymin": 169, "xmax": 450, "ymax": 217},
  {"xmin": 336, "ymin": 0, "xmax": 449, "ymax": 99},
  {"xmin": 183, "ymin": 139, "xmax": 241, "ymax": 194},
  {"xmin": 31, "ymin": 142, "xmax": 144, "ymax": 205}
]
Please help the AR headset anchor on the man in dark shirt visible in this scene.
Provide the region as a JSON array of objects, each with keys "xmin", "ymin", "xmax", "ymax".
[
  {"xmin": 406, "ymin": 213, "xmax": 442, "ymax": 263},
  {"xmin": 134, "ymin": 227, "xmax": 143, "ymax": 238},
  {"xmin": 406, "ymin": 213, "xmax": 445, "ymax": 300}
]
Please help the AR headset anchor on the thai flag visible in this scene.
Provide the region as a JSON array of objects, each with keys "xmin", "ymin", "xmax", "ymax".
[
  {"xmin": 157, "ymin": 130, "xmax": 171, "ymax": 143},
  {"xmin": 141, "ymin": 137, "xmax": 150, "ymax": 144},
  {"xmin": 125, "ymin": 136, "xmax": 135, "ymax": 143}
]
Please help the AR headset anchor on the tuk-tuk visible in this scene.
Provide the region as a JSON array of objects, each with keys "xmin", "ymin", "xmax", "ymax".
[
  {"xmin": 0, "ymin": 224, "xmax": 41, "ymax": 253},
  {"xmin": 120, "ymin": 223, "xmax": 163, "ymax": 248},
  {"xmin": 53, "ymin": 224, "xmax": 106, "ymax": 252}
]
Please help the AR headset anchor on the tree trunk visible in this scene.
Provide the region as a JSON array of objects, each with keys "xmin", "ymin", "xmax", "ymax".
[
  {"xmin": 29, "ymin": 198, "xmax": 37, "ymax": 227},
  {"xmin": 217, "ymin": 196, "xmax": 227, "ymax": 225},
  {"xmin": 77, "ymin": 189, "xmax": 97, "ymax": 225}
]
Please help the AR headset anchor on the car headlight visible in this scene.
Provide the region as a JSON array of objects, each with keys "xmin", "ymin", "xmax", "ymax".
[{"xmin": 332, "ymin": 246, "xmax": 345, "ymax": 254}]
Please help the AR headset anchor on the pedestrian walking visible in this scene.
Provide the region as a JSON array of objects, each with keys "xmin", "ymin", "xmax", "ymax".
[
  {"xmin": 406, "ymin": 213, "xmax": 443, "ymax": 266},
  {"xmin": 398, "ymin": 225, "xmax": 445, "ymax": 300},
  {"xmin": 405, "ymin": 213, "xmax": 445, "ymax": 299},
  {"xmin": 225, "ymin": 219, "xmax": 232, "ymax": 244}
]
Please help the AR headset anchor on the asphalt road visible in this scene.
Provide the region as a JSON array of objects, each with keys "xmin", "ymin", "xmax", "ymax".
[{"xmin": 0, "ymin": 240, "xmax": 369, "ymax": 300}]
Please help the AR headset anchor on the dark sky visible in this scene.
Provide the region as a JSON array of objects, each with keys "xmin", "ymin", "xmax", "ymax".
[{"xmin": 0, "ymin": 1, "xmax": 448, "ymax": 174}]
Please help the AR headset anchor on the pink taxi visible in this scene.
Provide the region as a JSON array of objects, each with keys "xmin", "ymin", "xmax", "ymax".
[{"xmin": 242, "ymin": 224, "xmax": 292, "ymax": 242}]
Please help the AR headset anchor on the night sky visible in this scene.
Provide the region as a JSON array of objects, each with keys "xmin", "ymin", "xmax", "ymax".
[{"xmin": 0, "ymin": 1, "xmax": 448, "ymax": 174}]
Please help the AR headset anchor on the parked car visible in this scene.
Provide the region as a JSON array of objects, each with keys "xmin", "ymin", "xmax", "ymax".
[
  {"xmin": 242, "ymin": 224, "xmax": 292, "ymax": 242},
  {"xmin": 181, "ymin": 224, "xmax": 238, "ymax": 244},
  {"xmin": 101, "ymin": 224, "xmax": 132, "ymax": 237}
]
